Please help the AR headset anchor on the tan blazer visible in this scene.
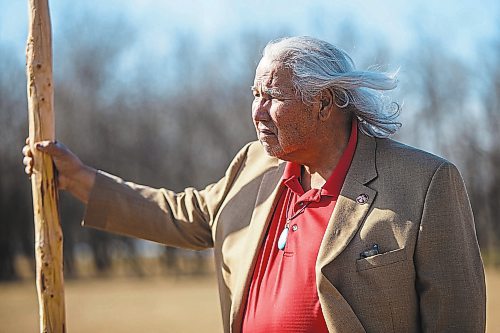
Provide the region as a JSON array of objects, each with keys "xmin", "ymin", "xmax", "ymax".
[{"xmin": 83, "ymin": 131, "xmax": 486, "ymax": 333}]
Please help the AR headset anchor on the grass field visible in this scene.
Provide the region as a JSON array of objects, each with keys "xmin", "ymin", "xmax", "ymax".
[{"xmin": 1, "ymin": 269, "xmax": 499, "ymax": 332}]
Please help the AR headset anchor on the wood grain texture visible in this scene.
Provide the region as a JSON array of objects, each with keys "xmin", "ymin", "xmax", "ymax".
[{"xmin": 26, "ymin": 0, "xmax": 66, "ymax": 332}]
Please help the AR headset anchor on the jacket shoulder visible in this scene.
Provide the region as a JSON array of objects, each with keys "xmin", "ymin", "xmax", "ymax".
[
  {"xmin": 227, "ymin": 141, "xmax": 279, "ymax": 180},
  {"xmin": 375, "ymin": 137, "xmax": 450, "ymax": 173},
  {"xmin": 372, "ymin": 137, "xmax": 464, "ymax": 196},
  {"xmin": 238, "ymin": 141, "xmax": 278, "ymax": 166}
]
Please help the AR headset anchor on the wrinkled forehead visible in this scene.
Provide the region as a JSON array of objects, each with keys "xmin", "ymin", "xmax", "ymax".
[{"xmin": 253, "ymin": 57, "xmax": 294, "ymax": 91}]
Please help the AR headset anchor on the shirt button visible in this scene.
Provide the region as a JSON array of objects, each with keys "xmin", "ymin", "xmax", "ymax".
[{"xmin": 292, "ymin": 224, "xmax": 298, "ymax": 231}]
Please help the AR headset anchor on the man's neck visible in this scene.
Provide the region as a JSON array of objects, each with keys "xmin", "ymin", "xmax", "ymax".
[
  {"xmin": 301, "ymin": 158, "xmax": 341, "ymax": 191},
  {"xmin": 300, "ymin": 170, "xmax": 324, "ymax": 191},
  {"xmin": 301, "ymin": 120, "xmax": 352, "ymax": 191}
]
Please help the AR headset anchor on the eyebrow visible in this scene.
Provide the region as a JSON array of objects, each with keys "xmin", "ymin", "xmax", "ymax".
[{"xmin": 250, "ymin": 85, "xmax": 289, "ymax": 99}]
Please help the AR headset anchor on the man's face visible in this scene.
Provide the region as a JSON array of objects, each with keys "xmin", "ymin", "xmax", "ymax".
[{"xmin": 252, "ymin": 57, "xmax": 318, "ymax": 160}]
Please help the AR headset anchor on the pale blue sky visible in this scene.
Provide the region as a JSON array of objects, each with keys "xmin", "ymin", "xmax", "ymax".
[{"xmin": 1, "ymin": 0, "xmax": 498, "ymax": 65}]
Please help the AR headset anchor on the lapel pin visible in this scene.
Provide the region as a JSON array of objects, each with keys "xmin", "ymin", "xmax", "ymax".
[{"xmin": 356, "ymin": 193, "xmax": 369, "ymax": 204}]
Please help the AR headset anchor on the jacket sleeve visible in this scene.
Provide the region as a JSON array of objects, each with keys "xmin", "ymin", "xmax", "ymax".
[
  {"xmin": 82, "ymin": 143, "xmax": 251, "ymax": 250},
  {"xmin": 415, "ymin": 161, "xmax": 486, "ymax": 332}
]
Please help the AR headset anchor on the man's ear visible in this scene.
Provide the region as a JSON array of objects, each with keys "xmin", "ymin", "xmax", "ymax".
[{"xmin": 318, "ymin": 89, "xmax": 334, "ymax": 121}]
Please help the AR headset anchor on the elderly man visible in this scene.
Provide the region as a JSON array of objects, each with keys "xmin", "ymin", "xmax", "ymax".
[{"xmin": 23, "ymin": 36, "xmax": 485, "ymax": 332}]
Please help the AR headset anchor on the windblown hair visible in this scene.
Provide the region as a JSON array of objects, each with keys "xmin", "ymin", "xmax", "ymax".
[{"xmin": 262, "ymin": 36, "xmax": 401, "ymax": 138}]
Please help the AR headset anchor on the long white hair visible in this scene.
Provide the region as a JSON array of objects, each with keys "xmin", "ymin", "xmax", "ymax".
[{"xmin": 262, "ymin": 36, "xmax": 401, "ymax": 138}]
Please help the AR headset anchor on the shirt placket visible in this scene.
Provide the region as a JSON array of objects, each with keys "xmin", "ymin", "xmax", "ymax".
[{"xmin": 285, "ymin": 189, "xmax": 322, "ymax": 254}]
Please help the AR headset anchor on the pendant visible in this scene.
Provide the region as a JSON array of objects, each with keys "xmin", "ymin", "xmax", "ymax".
[{"xmin": 277, "ymin": 224, "xmax": 289, "ymax": 250}]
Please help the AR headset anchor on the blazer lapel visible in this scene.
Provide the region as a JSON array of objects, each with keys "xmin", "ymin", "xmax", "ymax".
[
  {"xmin": 316, "ymin": 132, "xmax": 378, "ymax": 332},
  {"xmin": 317, "ymin": 131, "xmax": 378, "ymax": 268},
  {"xmin": 230, "ymin": 161, "xmax": 286, "ymax": 332}
]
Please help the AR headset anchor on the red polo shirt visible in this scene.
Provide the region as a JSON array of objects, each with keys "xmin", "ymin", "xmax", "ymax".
[{"xmin": 242, "ymin": 120, "xmax": 358, "ymax": 333}]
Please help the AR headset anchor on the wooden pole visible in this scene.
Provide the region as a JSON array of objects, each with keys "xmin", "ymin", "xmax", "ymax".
[{"xmin": 26, "ymin": 0, "xmax": 66, "ymax": 332}]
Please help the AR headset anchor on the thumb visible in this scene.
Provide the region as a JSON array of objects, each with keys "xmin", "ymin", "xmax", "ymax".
[{"xmin": 35, "ymin": 140, "xmax": 65, "ymax": 157}]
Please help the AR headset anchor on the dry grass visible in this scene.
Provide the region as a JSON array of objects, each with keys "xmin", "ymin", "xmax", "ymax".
[
  {"xmin": 0, "ymin": 269, "xmax": 499, "ymax": 333},
  {"xmin": 487, "ymin": 269, "xmax": 500, "ymax": 333},
  {"xmin": 0, "ymin": 275, "xmax": 222, "ymax": 333}
]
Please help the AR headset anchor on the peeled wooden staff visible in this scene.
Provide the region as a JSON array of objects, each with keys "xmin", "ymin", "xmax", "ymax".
[{"xmin": 26, "ymin": 0, "xmax": 66, "ymax": 332}]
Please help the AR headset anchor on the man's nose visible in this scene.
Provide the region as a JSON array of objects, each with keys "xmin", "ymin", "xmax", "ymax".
[{"xmin": 252, "ymin": 99, "xmax": 271, "ymax": 122}]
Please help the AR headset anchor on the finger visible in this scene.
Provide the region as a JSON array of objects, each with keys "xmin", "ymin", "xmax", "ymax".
[
  {"xmin": 26, "ymin": 137, "xmax": 30, "ymax": 145},
  {"xmin": 23, "ymin": 156, "xmax": 33, "ymax": 168},
  {"xmin": 22, "ymin": 145, "xmax": 33, "ymax": 157},
  {"xmin": 25, "ymin": 165, "xmax": 32, "ymax": 176}
]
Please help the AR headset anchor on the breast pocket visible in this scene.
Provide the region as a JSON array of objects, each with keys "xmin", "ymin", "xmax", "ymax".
[{"xmin": 356, "ymin": 248, "xmax": 407, "ymax": 272}]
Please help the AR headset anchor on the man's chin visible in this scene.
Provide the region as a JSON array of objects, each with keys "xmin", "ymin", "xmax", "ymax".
[{"xmin": 259, "ymin": 140, "xmax": 284, "ymax": 158}]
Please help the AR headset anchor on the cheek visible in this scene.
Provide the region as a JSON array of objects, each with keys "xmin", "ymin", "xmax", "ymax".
[
  {"xmin": 269, "ymin": 103, "xmax": 287, "ymax": 123},
  {"xmin": 276, "ymin": 107, "xmax": 315, "ymax": 140},
  {"xmin": 277, "ymin": 124, "xmax": 301, "ymax": 142},
  {"xmin": 273, "ymin": 105, "xmax": 304, "ymax": 129}
]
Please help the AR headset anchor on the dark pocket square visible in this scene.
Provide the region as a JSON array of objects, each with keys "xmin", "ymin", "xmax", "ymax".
[{"xmin": 356, "ymin": 248, "xmax": 407, "ymax": 272}]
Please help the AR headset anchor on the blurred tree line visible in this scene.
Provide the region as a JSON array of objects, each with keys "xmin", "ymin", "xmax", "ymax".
[{"xmin": 0, "ymin": 14, "xmax": 499, "ymax": 280}]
